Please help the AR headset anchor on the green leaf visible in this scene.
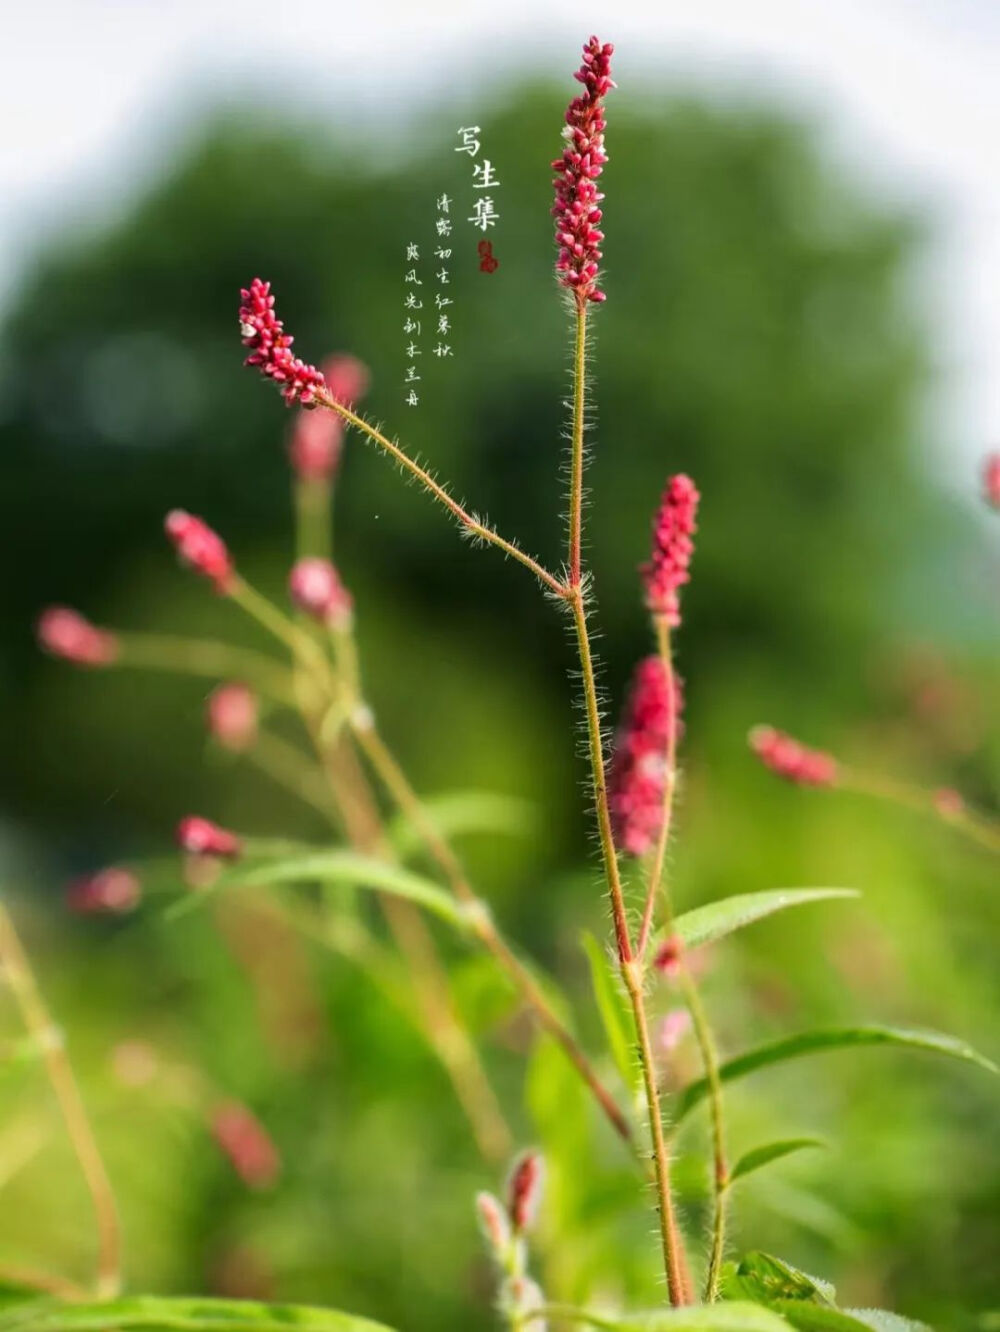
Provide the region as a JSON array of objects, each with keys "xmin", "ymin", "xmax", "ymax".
[
  {"xmin": 4, "ymin": 1296, "xmax": 397, "ymax": 1332},
  {"xmin": 169, "ymin": 851, "xmax": 469, "ymax": 931},
  {"xmin": 676, "ymin": 1025, "xmax": 998, "ymax": 1122},
  {"xmin": 729, "ymin": 1139, "xmax": 825, "ymax": 1186},
  {"xmin": 388, "ymin": 791, "xmax": 535, "ymax": 854},
  {"xmin": 727, "ymin": 1252, "xmax": 835, "ymax": 1307},
  {"xmin": 670, "ymin": 889, "xmax": 858, "ymax": 952},
  {"xmin": 771, "ymin": 1306, "xmax": 912, "ymax": 1332},
  {"xmin": 581, "ymin": 931, "xmax": 637, "ymax": 1094},
  {"xmin": 542, "ymin": 1303, "xmax": 794, "ymax": 1331},
  {"xmin": 841, "ymin": 1313, "xmax": 932, "ymax": 1332}
]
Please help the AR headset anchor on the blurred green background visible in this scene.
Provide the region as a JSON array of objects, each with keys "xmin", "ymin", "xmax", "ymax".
[{"xmin": 0, "ymin": 57, "xmax": 997, "ymax": 1332}]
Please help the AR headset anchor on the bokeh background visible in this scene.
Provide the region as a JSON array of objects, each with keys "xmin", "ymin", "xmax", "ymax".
[{"xmin": 0, "ymin": 3, "xmax": 997, "ymax": 1329}]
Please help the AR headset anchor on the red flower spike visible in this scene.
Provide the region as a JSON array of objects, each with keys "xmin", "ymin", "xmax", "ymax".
[
  {"xmin": 654, "ymin": 933, "xmax": 683, "ymax": 978},
  {"xmin": 506, "ymin": 1151, "xmax": 545, "ymax": 1234},
  {"xmin": 323, "ymin": 354, "xmax": 370, "ymax": 409},
  {"xmin": 288, "ymin": 557, "xmax": 353, "ymax": 628},
  {"xmin": 475, "ymin": 1191, "xmax": 511, "ymax": 1255},
  {"xmin": 210, "ymin": 1101, "xmax": 281, "ymax": 1190},
  {"xmin": 164, "ymin": 510, "xmax": 234, "ymax": 592},
  {"xmin": 642, "ymin": 474, "xmax": 700, "ymax": 627},
  {"xmin": 749, "ymin": 725, "xmax": 838, "ymax": 787},
  {"xmin": 552, "ymin": 36, "xmax": 615, "ymax": 304},
  {"xmin": 983, "ymin": 452, "xmax": 1000, "ymax": 509},
  {"xmin": 37, "ymin": 607, "xmax": 118, "ymax": 667},
  {"xmin": 176, "ymin": 816, "xmax": 242, "ymax": 859},
  {"xmin": 66, "ymin": 867, "xmax": 141, "ymax": 915},
  {"xmin": 608, "ymin": 656, "xmax": 684, "ymax": 857},
  {"xmin": 239, "ymin": 278, "xmax": 326, "ymax": 406},
  {"xmin": 206, "ymin": 683, "xmax": 258, "ymax": 752}
]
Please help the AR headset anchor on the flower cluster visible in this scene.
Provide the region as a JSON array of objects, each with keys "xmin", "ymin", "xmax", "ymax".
[
  {"xmin": 165, "ymin": 511, "xmax": 234, "ymax": 592},
  {"xmin": 506, "ymin": 1152, "xmax": 545, "ymax": 1234},
  {"xmin": 37, "ymin": 607, "xmax": 118, "ymax": 667},
  {"xmin": 289, "ymin": 557, "xmax": 353, "ymax": 627},
  {"xmin": 239, "ymin": 278, "xmax": 326, "ymax": 406},
  {"xmin": 749, "ymin": 725, "xmax": 838, "ymax": 787},
  {"xmin": 287, "ymin": 355, "xmax": 370, "ymax": 481},
  {"xmin": 210, "ymin": 1100, "xmax": 281, "ymax": 1190},
  {"xmin": 66, "ymin": 867, "xmax": 141, "ymax": 915},
  {"xmin": 206, "ymin": 683, "xmax": 258, "ymax": 752},
  {"xmin": 552, "ymin": 35, "xmax": 615, "ymax": 304},
  {"xmin": 642, "ymin": 474, "xmax": 700, "ymax": 627},
  {"xmin": 608, "ymin": 656, "xmax": 684, "ymax": 856},
  {"xmin": 176, "ymin": 815, "xmax": 242, "ymax": 859}
]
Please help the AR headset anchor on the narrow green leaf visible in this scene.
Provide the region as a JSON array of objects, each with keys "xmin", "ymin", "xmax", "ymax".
[
  {"xmin": 581, "ymin": 931, "xmax": 637, "ymax": 1093},
  {"xmin": 729, "ymin": 1139, "xmax": 825, "ymax": 1186},
  {"xmin": 676, "ymin": 1025, "xmax": 998, "ymax": 1122},
  {"xmin": 670, "ymin": 889, "xmax": 858, "ymax": 952},
  {"xmin": 841, "ymin": 1312, "xmax": 932, "ymax": 1332},
  {"xmin": 389, "ymin": 791, "xmax": 535, "ymax": 854},
  {"xmin": 772, "ymin": 1306, "xmax": 905, "ymax": 1332},
  {"xmin": 541, "ymin": 1303, "xmax": 794, "ymax": 1331},
  {"xmin": 169, "ymin": 852, "xmax": 468, "ymax": 931},
  {"xmin": 6, "ymin": 1296, "xmax": 397, "ymax": 1332}
]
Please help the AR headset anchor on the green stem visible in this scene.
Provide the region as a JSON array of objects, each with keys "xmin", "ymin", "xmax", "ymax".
[
  {"xmin": 115, "ymin": 631, "xmax": 295, "ymax": 702},
  {"xmin": 680, "ymin": 970, "xmax": 728, "ymax": 1300},
  {"xmin": 838, "ymin": 766, "xmax": 1000, "ymax": 855},
  {"xmin": 568, "ymin": 301, "xmax": 588, "ymax": 586}
]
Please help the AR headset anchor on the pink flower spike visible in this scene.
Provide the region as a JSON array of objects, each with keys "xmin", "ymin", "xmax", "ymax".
[
  {"xmin": 164, "ymin": 510, "xmax": 234, "ymax": 592},
  {"xmin": 506, "ymin": 1151, "xmax": 545, "ymax": 1234},
  {"xmin": 66, "ymin": 867, "xmax": 141, "ymax": 915},
  {"xmin": 288, "ymin": 407, "xmax": 344, "ymax": 481},
  {"xmin": 749, "ymin": 725, "xmax": 838, "ymax": 787},
  {"xmin": 608, "ymin": 656, "xmax": 684, "ymax": 857},
  {"xmin": 239, "ymin": 278, "xmax": 326, "ymax": 406},
  {"xmin": 176, "ymin": 815, "xmax": 242, "ymax": 859},
  {"xmin": 288, "ymin": 557, "xmax": 353, "ymax": 628},
  {"xmin": 658, "ymin": 1007, "xmax": 692, "ymax": 1054},
  {"xmin": 37, "ymin": 607, "xmax": 118, "ymax": 667},
  {"xmin": 206, "ymin": 683, "xmax": 258, "ymax": 752},
  {"xmin": 642, "ymin": 474, "xmax": 700, "ymax": 627},
  {"xmin": 983, "ymin": 452, "xmax": 1000, "ymax": 509},
  {"xmin": 552, "ymin": 35, "xmax": 615, "ymax": 305},
  {"xmin": 475, "ymin": 1191, "xmax": 511, "ymax": 1255},
  {"xmin": 322, "ymin": 354, "xmax": 370, "ymax": 409},
  {"xmin": 211, "ymin": 1101, "xmax": 281, "ymax": 1190}
]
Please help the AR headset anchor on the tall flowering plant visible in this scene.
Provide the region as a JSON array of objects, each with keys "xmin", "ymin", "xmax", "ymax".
[{"xmin": 6, "ymin": 32, "xmax": 998, "ymax": 1332}]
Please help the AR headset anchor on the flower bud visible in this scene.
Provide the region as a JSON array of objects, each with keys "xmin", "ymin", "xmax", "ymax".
[
  {"xmin": 206, "ymin": 682, "xmax": 258, "ymax": 752},
  {"xmin": 653, "ymin": 933, "xmax": 683, "ymax": 979},
  {"xmin": 176, "ymin": 816, "xmax": 242, "ymax": 859},
  {"xmin": 288, "ymin": 557, "xmax": 353, "ymax": 627},
  {"xmin": 66, "ymin": 867, "xmax": 141, "ymax": 914},
  {"xmin": 475, "ymin": 1190, "xmax": 511, "ymax": 1256},
  {"xmin": 506, "ymin": 1151, "xmax": 545, "ymax": 1234},
  {"xmin": 749, "ymin": 725, "xmax": 837, "ymax": 787},
  {"xmin": 164, "ymin": 510, "xmax": 234, "ymax": 592},
  {"xmin": 210, "ymin": 1100, "xmax": 281, "ymax": 1189},
  {"xmin": 37, "ymin": 607, "xmax": 118, "ymax": 667}
]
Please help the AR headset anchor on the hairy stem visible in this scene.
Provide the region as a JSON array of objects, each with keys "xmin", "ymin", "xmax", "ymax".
[
  {"xmin": 350, "ymin": 715, "xmax": 633, "ymax": 1146},
  {"xmin": 0, "ymin": 906, "xmax": 121, "ymax": 1297},
  {"xmin": 313, "ymin": 388, "xmax": 568, "ymax": 599},
  {"xmin": 568, "ymin": 301, "xmax": 588, "ymax": 585},
  {"xmin": 566, "ymin": 588, "xmax": 688, "ymax": 1303}
]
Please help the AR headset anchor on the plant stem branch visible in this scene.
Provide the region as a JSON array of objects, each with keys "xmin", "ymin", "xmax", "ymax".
[
  {"xmin": 566, "ymin": 588, "xmax": 688, "ymax": 1303},
  {"xmin": 838, "ymin": 766, "xmax": 1000, "ymax": 855},
  {"xmin": 680, "ymin": 970, "xmax": 728, "ymax": 1300},
  {"xmin": 568, "ymin": 301, "xmax": 588, "ymax": 586},
  {"xmin": 313, "ymin": 389, "xmax": 568, "ymax": 599},
  {"xmin": 116, "ymin": 631, "xmax": 295, "ymax": 703},
  {"xmin": 0, "ymin": 906, "xmax": 121, "ymax": 1298}
]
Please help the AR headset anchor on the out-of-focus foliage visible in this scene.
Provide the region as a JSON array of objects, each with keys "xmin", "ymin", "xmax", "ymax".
[{"xmin": 0, "ymin": 78, "xmax": 997, "ymax": 1332}]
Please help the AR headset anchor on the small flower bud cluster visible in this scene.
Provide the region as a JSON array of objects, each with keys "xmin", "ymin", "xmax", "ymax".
[
  {"xmin": 653, "ymin": 932, "xmax": 683, "ymax": 978},
  {"xmin": 206, "ymin": 683, "xmax": 258, "ymax": 752},
  {"xmin": 983, "ymin": 452, "xmax": 1000, "ymax": 509},
  {"xmin": 210, "ymin": 1100, "xmax": 281, "ymax": 1189},
  {"xmin": 641, "ymin": 474, "xmax": 700, "ymax": 627},
  {"xmin": 37, "ymin": 607, "xmax": 118, "ymax": 667},
  {"xmin": 289, "ymin": 557, "xmax": 353, "ymax": 627},
  {"xmin": 239, "ymin": 278, "xmax": 326, "ymax": 406},
  {"xmin": 176, "ymin": 816, "xmax": 242, "ymax": 859},
  {"xmin": 552, "ymin": 36, "xmax": 615, "ymax": 304},
  {"xmin": 608, "ymin": 656, "xmax": 684, "ymax": 856},
  {"xmin": 749, "ymin": 725, "xmax": 838, "ymax": 787},
  {"xmin": 66, "ymin": 867, "xmax": 141, "ymax": 915},
  {"xmin": 506, "ymin": 1151, "xmax": 545, "ymax": 1234},
  {"xmin": 164, "ymin": 510, "xmax": 234, "ymax": 592}
]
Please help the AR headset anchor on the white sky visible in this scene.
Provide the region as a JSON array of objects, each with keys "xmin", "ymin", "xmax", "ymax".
[{"xmin": 1, "ymin": 0, "xmax": 998, "ymax": 483}]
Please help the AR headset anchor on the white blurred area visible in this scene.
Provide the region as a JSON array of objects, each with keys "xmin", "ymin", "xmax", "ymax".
[{"xmin": 1, "ymin": 0, "xmax": 998, "ymax": 482}]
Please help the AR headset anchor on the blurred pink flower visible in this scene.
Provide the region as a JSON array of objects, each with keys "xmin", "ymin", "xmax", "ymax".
[
  {"xmin": 642, "ymin": 474, "xmax": 700, "ymax": 628},
  {"xmin": 609, "ymin": 657, "xmax": 684, "ymax": 856},
  {"xmin": 66, "ymin": 866, "xmax": 141, "ymax": 914},
  {"xmin": 206, "ymin": 682, "xmax": 258, "ymax": 752},
  {"xmin": 176, "ymin": 815, "xmax": 242, "ymax": 859},
  {"xmin": 289, "ymin": 557, "xmax": 353, "ymax": 627},
  {"xmin": 210, "ymin": 1100, "xmax": 281, "ymax": 1189},
  {"xmin": 749, "ymin": 725, "xmax": 838, "ymax": 787},
  {"xmin": 37, "ymin": 607, "xmax": 118, "ymax": 667},
  {"xmin": 164, "ymin": 510, "xmax": 233, "ymax": 592}
]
